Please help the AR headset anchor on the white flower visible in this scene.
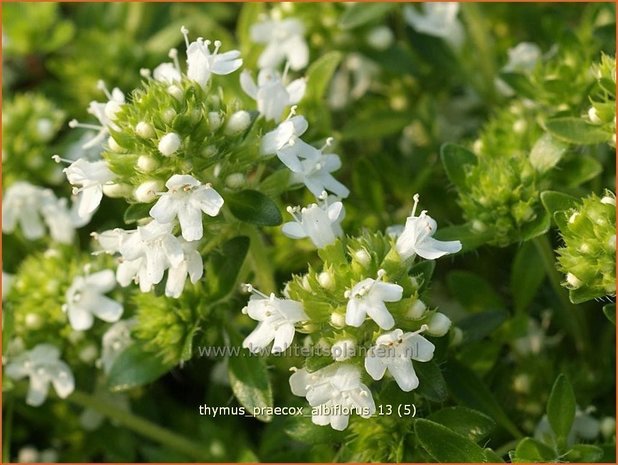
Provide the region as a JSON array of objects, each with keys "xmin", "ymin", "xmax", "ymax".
[
  {"xmin": 63, "ymin": 269, "xmax": 123, "ymax": 330},
  {"xmin": 345, "ymin": 270, "xmax": 403, "ymax": 330},
  {"xmin": 69, "ymin": 81, "xmax": 125, "ymax": 149},
  {"xmin": 115, "ymin": 221, "xmax": 184, "ymax": 292},
  {"xmin": 5, "ymin": 344, "xmax": 75, "ymax": 406},
  {"xmin": 150, "ymin": 174, "xmax": 224, "ymax": 241},
  {"xmin": 40, "ymin": 195, "xmax": 75, "ymax": 244},
  {"xmin": 62, "ymin": 158, "xmax": 115, "ymax": 221},
  {"xmin": 290, "ymin": 146, "xmax": 350, "ymax": 198},
  {"xmin": 153, "ymin": 62, "xmax": 182, "ymax": 83},
  {"xmin": 503, "ymin": 42, "xmax": 541, "ymax": 73},
  {"xmin": 2, "ymin": 182, "xmax": 76, "ymax": 243},
  {"xmin": 240, "ymin": 68, "xmax": 306, "ymax": 122},
  {"xmin": 364, "ymin": 327, "xmax": 435, "ymax": 392},
  {"xmin": 100, "ymin": 319, "xmax": 134, "ymax": 373},
  {"xmin": 241, "ymin": 284, "xmax": 308, "ymax": 354},
  {"xmin": 289, "ymin": 363, "xmax": 376, "ymax": 431},
  {"xmin": 328, "ymin": 53, "xmax": 379, "ymax": 110},
  {"xmin": 165, "ymin": 239, "xmax": 204, "ymax": 298},
  {"xmin": 250, "ymin": 17, "xmax": 309, "ymax": 71},
  {"xmin": 282, "ymin": 197, "xmax": 344, "ymax": 248},
  {"xmin": 395, "ymin": 194, "xmax": 462, "ymax": 260},
  {"xmin": 260, "ymin": 115, "xmax": 315, "ymax": 171},
  {"xmin": 182, "ymin": 26, "xmax": 242, "ymax": 88},
  {"xmin": 403, "ymin": 3, "xmax": 464, "ymax": 47}
]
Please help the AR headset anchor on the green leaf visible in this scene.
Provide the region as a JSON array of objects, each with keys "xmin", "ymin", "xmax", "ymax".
[
  {"xmin": 227, "ymin": 330, "xmax": 273, "ymax": 422},
  {"xmin": 428, "ymin": 407, "xmax": 496, "ymax": 443},
  {"xmin": 603, "ymin": 303, "xmax": 616, "ymax": 325},
  {"xmin": 339, "ymin": 3, "xmax": 395, "ymax": 29},
  {"xmin": 227, "ymin": 190, "xmax": 282, "ymax": 226},
  {"xmin": 444, "ymin": 360, "xmax": 522, "ymax": 438},
  {"xmin": 236, "ymin": 3, "xmax": 265, "ymax": 50},
  {"xmin": 180, "ymin": 324, "xmax": 199, "ymax": 363},
  {"xmin": 569, "ymin": 286, "xmax": 606, "ymax": 304},
  {"xmin": 123, "ymin": 202, "xmax": 154, "ymax": 224},
  {"xmin": 529, "ymin": 133, "xmax": 568, "ymax": 173},
  {"xmin": 553, "ymin": 154, "xmax": 602, "ymax": 188},
  {"xmin": 457, "ymin": 310, "xmax": 509, "ymax": 343},
  {"xmin": 545, "ymin": 117, "xmax": 610, "ymax": 145},
  {"xmin": 107, "ymin": 344, "xmax": 173, "ymax": 392},
  {"xmin": 547, "ymin": 374, "xmax": 576, "ymax": 445},
  {"xmin": 305, "ymin": 51, "xmax": 342, "ymax": 102},
  {"xmin": 563, "ymin": 444, "xmax": 604, "ymax": 462},
  {"xmin": 498, "ymin": 72, "xmax": 537, "ymax": 99},
  {"xmin": 447, "ymin": 270, "xmax": 504, "ymax": 312},
  {"xmin": 519, "ymin": 209, "xmax": 550, "ymax": 241},
  {"xmin": 511, "ymin": 241, "xmax": 546, "ymax": 313},
  {"xmin": 440, "ymin": 143, "xmax": 476, "ymax": 191},
  {"xmin": 415, "ymin": 361, "xmax": 448, "ymax": 403},
  {"xmin": 434, "ymin": 223, "xmax": 493, "ymax": 253},
  {"xmin": 259, "ymin": 169, "xmax": 290, "ymax": 197},
  {"xmin": 415, "ymin": 419, "xmax": 489, "ymax": 462},
  {"xmin": 540, "ymin": 191, "xmax": 578, "ymax": 217},
  {"xmin": 409, "ymin": 260, "xmax": 435, "ymax": 293},
  {"xmin": 205, "ymin": 236, "xmax": 250, "ymax": 301},
  {"xmin": 341, "ymin": 111, "xmax": 411, "ymax": 141},
  {"xmin": 511, "ymin": 437, "xmax": 557, "ymax": 462}
]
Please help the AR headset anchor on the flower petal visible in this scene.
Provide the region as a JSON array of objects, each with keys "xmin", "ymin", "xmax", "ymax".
[{"xmin": 90, "ymin": 295, "xmax": 123, "ymax": 323}]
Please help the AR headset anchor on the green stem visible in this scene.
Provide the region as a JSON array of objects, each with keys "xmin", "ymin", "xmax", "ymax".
[
  {"xmin": 66, "ymin": 390, "xmax": 211, "ymax": 460},
  {"xmin": 245, "ymin": 226, "xmax": 276, "ymax": 293},
  {"xmin": 532, "ymin": 235, "xmax": 588, "ymax": 353}
]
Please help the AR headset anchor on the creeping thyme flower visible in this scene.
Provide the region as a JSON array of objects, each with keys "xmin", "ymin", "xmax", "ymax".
[
  {"xmin": 403, "ymin": 2, "xmax": 464, "ymax": 47},
  {"xmin": 290, "ymin": 142, "xmax": 350, "ymax": 198},
  {"xmin": 150, "ymin": 174, "xmax": 224, "ymax": 241},
  {"xmin": 395, "ymin": 194, "xmax": 462, "ymax": 260},
  {"xmin": 240, "ymin": 68, "xmax": 306, "ymax": 122},
  {"xmin": 289, "ymin": 363, "xmax": 376, "ymax": 431},
  {"xmin": 241, "ymin": 284, "xmax": 308, "ymax": 354},
  {"xmin": 250, "ymin": 16, "xmax": 309, "ymax": 71},
  {"xmin": 556, "ymin": 191, "xmax": 616, "ymax": 303},
  {"xmin": 261, "ymin": 114, "xmax": 309, "ymax": 166},
  {"xmin": 364, "ymin": 327, "xmax": 434, "ymax": 391},
  {"xmin": 165, "ymin": 239, "xmax": 204, "ymax": 298},
  {"xmin": 61, "ymin": 158, "xmax": 115, "ymax": 221},
  {"xmin": 62, "ymin": 269, "xmax": 123, "ymax": 330},
  {"xmin": 282, "ymin": 196, "xmax": 344, "ymax": 248},
  {"xmin": 69, "ymin": 81, "xmax": 125, "ymax": 149},
  {"xmin": 345, "ymin": 270, "xmax": 403, "ymax": 330},
  {"xmin": 5, "ymin": 344, "xmax": 74, "ymax": 406},
  {"xmin": 2, "ymin": 181, "xmax": 75, "ymax": 243},
  {"xmin": 182, "ymin": 26, "xmax": 243, "ymax": 88}
]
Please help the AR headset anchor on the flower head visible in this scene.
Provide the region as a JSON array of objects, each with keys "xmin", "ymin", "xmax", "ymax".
[
  {"xmin": 182, "ymin": 26, "xmax": 243, "ymax": 88},
  {"xmin": 241, "ymin": 284, "xmax": 308, "ymax": 353},
  {"xmin": 63, "ymin": 269, "xmax": 123, "ymax": 330},
  {"xmin": 240, "ymin": 68, "xmax": 306, "ymax": 122},
  {"xmin": 290, "ymin": 144, "xmax": 350, "ymax": 198},
  {"xmin": 345, "ymin": 270, "xmax": 403, "ymax": 330},
  {"xmin": 5, "ymin": 344, "xmax": 74, "ymax": 406},
  {"xmin": 395, "ymin": 194, "xmax": 462, "ymax": 260},
  {"xmin": 289, "ymin": 363, "xmax": 376, "ymax": 431},
  {"xmin": 364, "ymin": 327, "xmax": 435, "ymax": 391},
  {"xmin": 150, "ymin": 174, "xmax": 224, "ymax": 241}
]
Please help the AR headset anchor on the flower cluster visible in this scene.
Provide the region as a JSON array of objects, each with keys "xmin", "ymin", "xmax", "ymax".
[
  {"xmin": 556, "ymin": 191, "xmax": 616, "ymax": 303},
  {"xmin": 586, "ymin": 54, "xmax": 616, "ymax": 148},
  {"xmin": 241, "ymin": 195, "xmax": 461, "ymax": 429}
]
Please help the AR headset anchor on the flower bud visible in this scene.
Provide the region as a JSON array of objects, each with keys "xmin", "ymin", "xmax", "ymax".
[
  {"xmin": 601, "ymin": 417, "xmax": 616, "ymax": 438},
  {"xmin": 136, "ymin": 155, "xmax": 159, "ymax": 172},
  {"xmin": 588, "ymin": 106, "xmax": 601, "ymax": 124},
  {"xmin": 353, "ymin": 249, "xmax": 371, "ymax": 268},
  {"xmin": 158, "ymin": 133, "xmax": 181, "ymax": 156},
  {"xmin": 225, "ymin": 111, "xmax": 251, "ymax": 135},
  {"xmin": 36, "ymin": 118, "xmax": 55, "ymax": 141},
  {"xmin": 330, "ymin": 312, "xmax": 346, "ymax": 329},
  {"xmin": 426, "ymin": 312, "xmax": 451, "ymax": 336},
  {"xmin": 79, "ymin": 344, "xmax": 99, "ymax": 364},
  {"xmin": 331, "ymin": 339, "xmax": 355, "ymax": 361},
  {"xmin": 103, "ymin": 183, "xmax": 132, "ymax": 198},
  {"xmin": 407, "ymin": 299, "xmax": 426, "ymax": 319},
  {"xmin": 107, "ymin": 136, "xmax": 125, "ymax": 153},
  {"xmin": 225, "ymin": 173, "xmax": 245, "ymax": 189},
  {"xmin": 367, "ymin": 26, "xmax": 394, "ymax": 50},
  {"xmin": 318, "ymin": 271, "xmax": 335, "ymax": 290},
  {"xmin": 134, "ymin": 180, "xmax": 163, "ymax": 203},
  {"xmin": 162, "ymin": 108, "xmax": 176, "ymax": 123},
  {"xmin": 208, "ymin": 112, "xmax": 223, "ymax": 131},
  {"xmin": 167, "ymin": 85, "xmax": 184, "ymax": 102},
  {"xmin": 25, "ymin": 313, "xmax": 42, "ymax": 329},
  {"xmin": 135, "ymin": 121, "xmax": 155, "ymax": 139},
  {"xmin": 565, "ymin": 272, "xmax": 583, "ymax": 289}
]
